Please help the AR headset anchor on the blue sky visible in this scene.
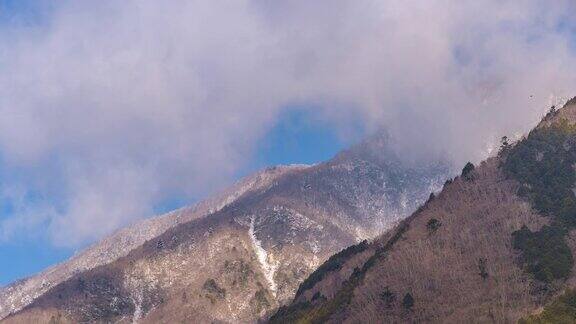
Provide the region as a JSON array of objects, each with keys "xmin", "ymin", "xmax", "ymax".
[
  {"xmin": 254, "ymin": 108, "xmax": 363, "ymax": 168},
  {"xmin": 0, "ymin": 108, "xmax": 349, "ymax": 286},
  {"xmin": 0, "ymin": 0, "xmax": 352, "ymax": 283},
  {"xmin": 0, "ymin": 0, "xmax": 49, "ymax": 25},
  {"xmin": 0, "ymin": 1, "xmax": 351, "ymax": 285}
]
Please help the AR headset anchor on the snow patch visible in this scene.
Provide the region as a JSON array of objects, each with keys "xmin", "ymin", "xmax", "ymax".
[
  {"xmin": 248, "ymin": 216, "xmax": 278, "ymax": 296},
  {"xmin": 131, "ymin": 294, "xmax": 143, "ymax": 324}
]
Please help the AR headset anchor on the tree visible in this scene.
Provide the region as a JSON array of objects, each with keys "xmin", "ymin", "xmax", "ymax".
[
  {"xmin": 478, "ymin": 258, "xmax": 489, "ymax": 280},
  {"xmin": 380, "ymin": 287, "xmax": 395, "ymax": 308},
  {"xmin": 461, "ymin": 162, "xmax": 475, "ymax": 181},
  {"xmin": 544, "ymin": 105, "xmax": 557, "ymax": 120},
  {"xmin": 427, "ymin": 218, "xmax": 441, "ymax": 233},
  {"xmin": 499, "ymin": 136, "xmax": 510, "ymax": 155},
  {"xmin": 550, "ymin": 105, "xmax": 557, "ymax": 114},
  {"xmin": 402, "ymin": 293, "xmax": 414, "ymax": 310}
]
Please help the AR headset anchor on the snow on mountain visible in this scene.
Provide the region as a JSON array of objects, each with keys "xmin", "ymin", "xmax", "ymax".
[{"xmin": 2, "ymin": 133, "xmax": 451, "ymax": 323}]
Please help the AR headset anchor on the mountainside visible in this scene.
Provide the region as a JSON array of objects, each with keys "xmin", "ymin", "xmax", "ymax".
[
  {"xmin": 271, "ymin": 99, "xmax": 576, "ymax": 323},
  {"xmin": 1, "ymin": 133, "xmax": 450, "ymax": 323},
  {"xmin": 0, "ymin": 164, "xmax": 304, "ymax": 320}
]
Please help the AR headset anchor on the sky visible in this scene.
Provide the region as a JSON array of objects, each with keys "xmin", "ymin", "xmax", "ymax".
[
  {"xmin": 1, "ymin": 0, "xmax": 576, "ymax": 285},
  {"xmin": 0, "ymin": 107, "xmax": 349, "ymax": 286}
]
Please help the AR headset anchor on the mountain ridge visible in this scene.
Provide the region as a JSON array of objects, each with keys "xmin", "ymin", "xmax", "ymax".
[
  {"xmin": 271, "ymin": 99, "xmax": 576, "ymax": 323},
  {"xmin": 0, "ymin": 164, "xmax": 307, "ymax": 320},
  {"xmin": 1, "ymin": 132, "xmax": 450, "ymax": 323}
]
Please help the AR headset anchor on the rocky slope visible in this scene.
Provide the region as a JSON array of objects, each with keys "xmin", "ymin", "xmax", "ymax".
[
  {"xmin": 0, "ymin": 164, "xmax": 304, "ymax": 320},
  {"xmin": 271, "ymin": 99, "xmax": 576, "ymax": 323},
  {"xmin": 1, "ymin": 132, "xmax": 450, "ymax": 323}
]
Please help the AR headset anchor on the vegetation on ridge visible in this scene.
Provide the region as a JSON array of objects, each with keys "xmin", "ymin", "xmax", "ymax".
[
  {"xmin": 294, "ymin": 240, "xmax": 369, "ymax": 298},
  {"xmin": 519, "ymin": 289, "xmax": 576, "ymax": 323},
  {"xmin": 270, "ymin": 221, "xmax": 411, "ymax": 323},
  {"xmin": 503, "ymin": 118, "xmax": 576, "ymax": 282},
  {"xmin": 512, "ymin": 226, "xmax": 572, "ymax": 282}
]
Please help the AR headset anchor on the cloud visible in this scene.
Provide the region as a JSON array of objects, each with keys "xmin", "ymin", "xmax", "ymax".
[{"xmin": 0, "ymin": 0, "xmax": 575, "ymax": 246}]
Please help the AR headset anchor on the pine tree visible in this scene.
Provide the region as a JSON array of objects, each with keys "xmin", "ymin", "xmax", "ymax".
[{"xmin": 402, "ymin": 293, "xmax": 414, "ymax": 310}]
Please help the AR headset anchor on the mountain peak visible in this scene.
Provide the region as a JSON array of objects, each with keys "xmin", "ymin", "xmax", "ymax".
[{"xmin": 1, "ymin": 133, "xmax": 450, "ymax": 323}]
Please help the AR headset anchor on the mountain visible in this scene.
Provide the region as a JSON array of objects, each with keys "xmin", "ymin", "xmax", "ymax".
[
  {"xmin": 1, "ymin": 132, "xmax": 450, "ymax": 323},
  {"xmin": 271, "ymin": 99, "xmax": 576, "ymax": 323},
  {"xmin": 0, "ymin": 164, "xmax": 303, "ymax": 320}
]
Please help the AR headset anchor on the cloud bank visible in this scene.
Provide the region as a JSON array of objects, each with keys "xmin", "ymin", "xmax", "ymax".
[{"xmin": 0, "ymin": 0, "xmax": 576, "ymax": 246}]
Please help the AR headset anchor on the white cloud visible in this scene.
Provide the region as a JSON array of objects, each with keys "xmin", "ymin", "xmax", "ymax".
[{"xmin": 0, "ymin": 0, "xmax": 575, "ymax": 246}]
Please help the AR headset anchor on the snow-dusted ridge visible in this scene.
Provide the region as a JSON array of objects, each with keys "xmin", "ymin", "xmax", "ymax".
[
  {"xmin": 1, "ymin": 131, "xmax": 454, "ymax": 323},
  {"xmin": 0, "ymin": 164, "xmax": 307, "ymax": 320}
]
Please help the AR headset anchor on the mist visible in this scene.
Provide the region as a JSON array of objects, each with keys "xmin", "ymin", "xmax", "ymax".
[{"xmin": 1, "ymin": 0, "xmax": 576, "ymax": 246}]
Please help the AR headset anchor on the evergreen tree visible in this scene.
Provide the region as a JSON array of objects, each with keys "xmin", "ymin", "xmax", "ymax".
[
  {"xmin": 402, "ymin": 293, "xmax": 414, "ymax": 310},
  {"xmin": 461, "ymin": 162, "xmax": 475, "ymax": 181}
]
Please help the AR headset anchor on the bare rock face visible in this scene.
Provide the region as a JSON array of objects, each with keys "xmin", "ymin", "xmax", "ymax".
[{"xmin": 1, "ymin": 133, "xmax": 450, "ymax": 323}]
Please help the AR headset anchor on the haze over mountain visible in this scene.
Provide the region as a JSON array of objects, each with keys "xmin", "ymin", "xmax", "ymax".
[
  {"xmin": 0, "ymin": 132, "xmax": 450, "ymax": 323},
  {"xmin": 2, "ymin": 0, "xmax": 576, "ymax": 259},
  {"xmin": 3, "ymin": 1, "xmax": 576, "ymax": 323},
  {"xmin": 271, "ymin": 99, "xmax": 576, "ymax": 323}
]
